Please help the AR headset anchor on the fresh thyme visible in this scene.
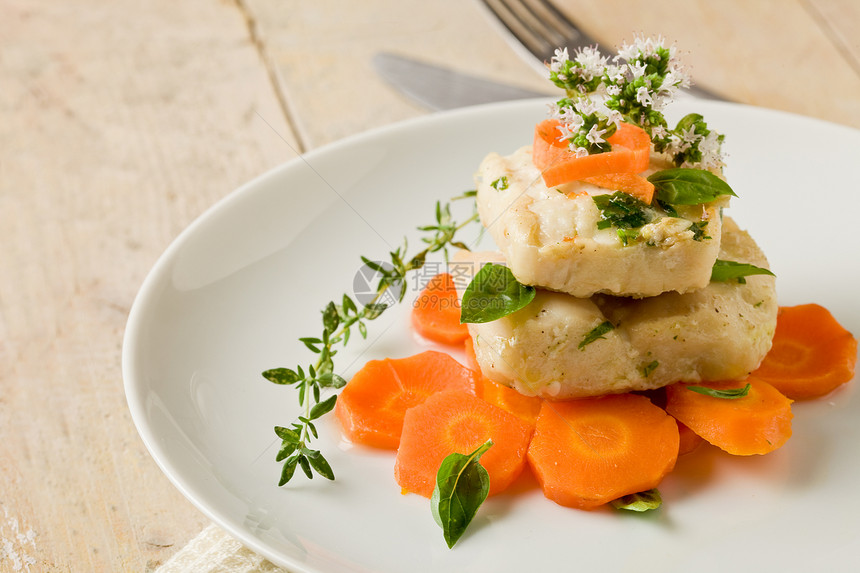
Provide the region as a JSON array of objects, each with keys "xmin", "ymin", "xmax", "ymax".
[{"xmin": 264, "ymin": 195, "xmax": 479, "ymax": 486}]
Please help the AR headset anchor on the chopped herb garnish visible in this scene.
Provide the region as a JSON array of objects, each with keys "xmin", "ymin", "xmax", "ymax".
[
  {"xmin": 460, "ymin": 263, "xmax": 536, "ymax": 324},
  {"xmin": 593, "ymin": 191, "xmax": 652, "ymax": 232},
  {"xmin": 579, "ymin": 321, "xmax": 615, "ymax": 350},
  {"xmin": 686, "ymin": 383, "xmax": 751, "ymax": 399},
  {"xmin": 611, "ymin": 488, "xmax": 662, "ymax": 512},
  {"xmin": 617, "ymin": 228, "xmax": 640, "ymax": 246},
  {"xmin": 710, "ymin": 260, "xmax": 775, "ymax": 283},
  {"xmin": 431, "ymin": 440, "xmax": 493, "ymax": 548},
  {"xmin": 688, "ymin": 221, "xmax": 710, "ymax": 241},
  {"xmin": 490, "ymin": 176, "xmax": 509, "ymax": 191},
  {"xmin": 641, "ymin": 360, "xmax": 659, "ymax": 377}
]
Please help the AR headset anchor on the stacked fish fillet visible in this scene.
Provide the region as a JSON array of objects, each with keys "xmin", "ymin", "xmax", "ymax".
[{"xmin": 456, "ymin": 145, "xmax": 777, "ymax": 399}]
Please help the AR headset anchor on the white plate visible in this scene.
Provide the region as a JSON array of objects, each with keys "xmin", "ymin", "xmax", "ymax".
[{"xmin": 123, "ymin": 99, "xmax": 860, "ymax": 573}]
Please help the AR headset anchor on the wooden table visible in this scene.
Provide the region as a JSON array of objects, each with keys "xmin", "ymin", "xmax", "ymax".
[{"xmin": 2, "ymin": 0, "xmax": 858, "ymax": 570}]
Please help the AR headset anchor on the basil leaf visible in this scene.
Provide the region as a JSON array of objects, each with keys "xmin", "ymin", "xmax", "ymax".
[
  {"xmin": 611, "ymin": 489, "xmax": 662, "ymax": 512},
  {"xmin": 710, "ymin": 259, "xmax": 775, "ymax": 282},
  {"xmin": 649, "ymin": 168, "xmax": 737, "ymax": 205},
  {"xmin": 460, "ymin": 264, "xmax": 536, "ymax": 324},
  {"xmin": 431, "ymin": 440, "xmax": 493, "ymax": 549},
  {"xmin": 579, "ymin": 321, "xmax": 615, "ymax": 350},
  {"xmin": 686, "ymin": 383, "xmax": 751, "ymax": 399}
]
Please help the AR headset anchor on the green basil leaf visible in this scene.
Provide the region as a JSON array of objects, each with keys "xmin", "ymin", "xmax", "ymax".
[
  {"xmin": 710, "ymin": 259, "xmax": 775, "ymax": 282},
  {"xmin": 648, "ymin": 168, "xmax": 737, "ymax": 205},
  {"xmin": 431, "ymin": 440, "xmax": 493, "ymax": 549},
  {"xmin": 460, "ymin": 263, "xmax": 536, "ymax": 324},
  {"xmin": 578, "ymin": 321, "xmax": 615, "ymax": 350},
  {"xmin": 685, "ymin": 383, "xmax": 751, "ymax": 399},
  {"xmin": 611, "ymin": 488, "xmax": 662, "ymax": 512}
]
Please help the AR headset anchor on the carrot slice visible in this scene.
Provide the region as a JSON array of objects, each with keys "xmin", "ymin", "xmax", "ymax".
[
  {"xmin": 411, "ymin": 273, "xmax": 470, "ymax": 345},
  {"xmin": 335, "ymin": 351, "xmax": 478, "ymax": 449},
  {"xmin": 677, "ymin": 420, "xmax": 705, "ymax": 455},
  {"xmin": 394, "ymin": 390, "xmax": 533, "ymax": 497},
  {"xmin": 583, "ymin": 173, "xmax": 655, "ymax": 204},
  {"xmin": 464, "ymin": 336, "xmax": 480, "ymax": 372},
  {"xmin": 751, "ymin": 304, "xmax": 857, "ymax": 400},
  {"xmin": 465, "ymin": 337, "xmax": 543, "ymax": 426},
  {"xmin": 527, "ymin": 394, "xmax": 679, "ymax": 510},
  {"xmin": 532, "ymin": 119, "xmax": 651, "ymax": 188},
  {"xmin": 664, "ymin": 378, "xmax": 793, "ymax": 456},
  {"xmin": 478, "ymin": 377, "xmax": 543, "ymax": 427}
]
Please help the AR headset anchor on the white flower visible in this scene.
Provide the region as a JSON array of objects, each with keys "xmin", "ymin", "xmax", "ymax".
[
  {"xmin": 651, "ymin": 125, "xmax": 669, "ymax": 140},
  {"xmin": 574, "ymin": 97, "xmax": 599, "ymax": 116},
  {"xmin": 585, "ymin": 124, "xmax": 608, "ymax": 146},
  {"xmin": 629, "ymin": 61, "xmax": 648, "ymax": 79},
  {"xmin": 635, "ymin": 86, "xmax": 653, "ymax": 107},
  {"xmin": 572, "ymin": 146, "xmax": 589, "ymax": 158},
  {"xmin": 605, "ymin": 84, "xmax": 622, "ymax": 96},
  {"xmin": 549, "ymin": 47, "xmax": 570, "ymax": 72},
  {"xmin": 605, "ymin": 108, "xmax": 623, "ymax": 127},
  {"xmin": 697, "ymin": 131, "xmax": 725, "ymax": 169},
  {"xmin": 573, "ymin": 46, "xmax": 608, "ymax": 81}
]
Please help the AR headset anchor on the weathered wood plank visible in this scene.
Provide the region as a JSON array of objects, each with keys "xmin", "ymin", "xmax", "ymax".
[{"xmin": 0, "ymin": 0, "xmax": 293, "ymax": 569}]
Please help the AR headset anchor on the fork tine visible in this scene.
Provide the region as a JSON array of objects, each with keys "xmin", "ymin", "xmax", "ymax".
[
  {"xmin": 480, "ymin": 0, "xmax": 608, "ymax": 65},
  {"xmin": 480, "ymin": 0, "xmax": 726, "ymax": 100}
]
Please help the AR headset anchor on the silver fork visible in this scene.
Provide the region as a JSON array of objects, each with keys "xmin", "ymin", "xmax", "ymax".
[{"xmin": 478, "ymin": 0, "xmax": 726, "ymax": 100}]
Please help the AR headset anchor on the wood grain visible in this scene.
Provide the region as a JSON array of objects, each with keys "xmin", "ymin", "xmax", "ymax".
[{"xmin": 1, "ymin": 0, "xmax": 292, "ymax": 569}]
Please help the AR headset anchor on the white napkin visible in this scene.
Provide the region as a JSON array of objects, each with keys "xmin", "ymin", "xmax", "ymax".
[{"xmin": 156, "ymin": 524, "xmax": 288, "ymax": 573}]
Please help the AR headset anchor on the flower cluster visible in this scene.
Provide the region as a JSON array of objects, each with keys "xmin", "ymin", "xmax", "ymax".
[{"xmin": 544, "ymin": 36, "xmax": 724, "ymax": 171}]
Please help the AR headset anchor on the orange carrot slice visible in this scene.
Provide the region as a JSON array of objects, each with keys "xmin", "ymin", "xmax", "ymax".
[
  {"xmin": 464, "ymin": 337, "xmax": 543, "ymax": 426},
  {"xmin": 677, "ymin": 420, "xmax": 705, "ymax": 455},
  {"xmin": 664, "ymin": 378, "xmax": 793, "ymax": 456},
  {"xmin": 751, "ymin": 304, "xmax": 857, "ymax": 400},
  {"xmin": 527, "ymin": 394, "xmax": 679, "ymax": 510},
  {"xmin": 583, "ymin": 173, "xmax": 655, "ymax": 204},
  {"xmin": 464, "ymin": 336, "xmax": 480, "ymax": 372},
  {"xmin": 533, "ymin": 119, "xmax": 651, "ymax": 188},
  {"xmin": 411, "ymin": 273, "xmax": 470, "ymax": 345},
  {"xmin": 478, "ymin": 377, "xmax": 543, "ymax": 427},
  {"xmin": 394, "ymin": 390, "xmax": 533, "ymax": 497},
  {"xmin": 335, "ymin": 351, "xmax": 477, "ymax": 449}
]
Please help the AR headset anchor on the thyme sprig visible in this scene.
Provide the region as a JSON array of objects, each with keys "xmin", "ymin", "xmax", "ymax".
[{"xmin": 264, "ymin": 195, "xmax": 479, "ymax": 486}]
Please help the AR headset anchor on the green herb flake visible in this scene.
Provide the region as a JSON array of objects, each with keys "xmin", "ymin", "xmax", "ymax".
[
  {"xmin": 710, "ymin": 259, "xmax": 775, "ymax": 283},
  {"xmin": 648, "ymin": 168, "xmax": 736, "ymax": 206},
  {"xmin": 593, "ymin": 191, "xmax": 652, "ymax": 230},
  {"xmin": 611, "ymin": 488, "xmax": 662, "ymax": 512},
  {"xmin": 578, "ymin": 321, "xmax": 615, "ymax": 350},
  {"xmin": 688, "ymin": 221, "xmax": 710, "ymax": 241},
  {"xmin": 641, "ymin": 360, "xmax": 659, "ymax": 378},
  {"xmin": 685, "ymin": 383, "xmax": 751, "ymax": 399},
  {"xmin": 460, "ymin": 263, "xmax": 536, "ymax": 324},
  {"xmin": 490, "ymin": 176, "xmax": 509, "ymax": 191},
  {"xmin": 431, "ymin": 440, "xmax": 493, "ymax": 548}
]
